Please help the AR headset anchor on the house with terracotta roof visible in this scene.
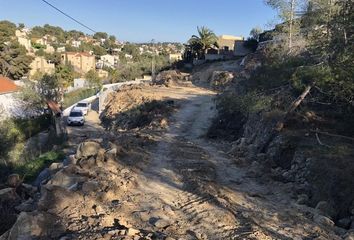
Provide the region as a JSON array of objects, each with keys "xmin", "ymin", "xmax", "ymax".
[
  {"xmin": 61, "ymin": 52, "xmax": 96, "ymax": 75},
  {"xmin": 0, "ymin": 76, "xmax": 22, "ymax": 119}
]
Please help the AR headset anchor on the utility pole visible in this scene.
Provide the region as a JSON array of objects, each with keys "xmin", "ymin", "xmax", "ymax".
[
  {"xmin": 289, "ymin": 0, "xmax": 295, "ymax": 50},
  {"xmin": 151, "ymin": 39, "xmax": 155, "ymax": 80}
]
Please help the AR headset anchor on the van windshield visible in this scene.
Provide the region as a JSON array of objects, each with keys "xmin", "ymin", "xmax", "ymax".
[
  {"xmin": 77, "ymin": 103, "xmax": 87, "ymax": 107},
  {"xmin": 69, "ymin": 111, "xmax": 83, "ymax": 117}
]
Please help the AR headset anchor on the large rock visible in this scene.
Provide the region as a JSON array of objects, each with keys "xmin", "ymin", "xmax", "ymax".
[
  {"xmin": 76, "ymin": 141, "xmax": 101, "ymax": 159},
  {"xmin": 7, "ymin": 211, "xmax": 64, "ymax": 240},
  {"xmin": 344, "ymin": 231, "xmax": 354, "ymax": 240},
  {"xmin": 0, "ymin": 188, "xmax": 20, "ymax": 204},
  {"xmin": 81, "ymin": 181, "xmax": 100, "ymax": 194},
  {"xmin": 313, "ymin": 214, "xmax": 335, "ymax": 228},
  {"xmin": 33, "ymin": 168, "xmax": 51, "ymax": 187},
  {"xmin": 38, "ymin": 185, "xmax": 82, "ymax": 213},
  {"xmin": 15, "ymin": 198, "xmax": 35, "ymax": 212},
  {"xmin": 48, "ymin": 169, "xmax": 87, "ymax": 189},
  {"xmin": 6, "ymin": 174, "xmax": 21, "ymax": 188},
  {"xmin": 315, "ymin": 201, "xmax": 337, "ymax": 219}
]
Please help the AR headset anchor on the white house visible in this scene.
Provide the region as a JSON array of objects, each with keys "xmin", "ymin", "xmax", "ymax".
[
  {"xmin": 0, "ymin": 77, "xmax": 23, "ymax": 119},
  {"xmin": 98, "ymin": 54, "xmax": 119, "ymax": 68},
  {"xmin": 71, "ymin": 40, "xmax": 82, "ymax": 48}
]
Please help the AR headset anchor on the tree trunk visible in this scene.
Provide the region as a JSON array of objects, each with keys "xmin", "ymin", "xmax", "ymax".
[
  {"xmin": 289, "ymin": 0, "xmax": 296, "ymax": 50},
  {"xmin": 275, "ymin": 85, "xmax": 312, "ymax": 131},
  {"xmin": 261, "ymin": 85, "xmax": 312, "ymax": 153}
]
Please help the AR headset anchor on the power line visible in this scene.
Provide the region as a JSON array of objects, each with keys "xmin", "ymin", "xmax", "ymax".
[{"xmin": 40, "ymin": 0, "xmax": 97, "ymax": 33}]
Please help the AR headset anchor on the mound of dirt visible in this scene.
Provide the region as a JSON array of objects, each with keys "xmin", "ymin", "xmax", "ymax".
[
  {"xmin": 101, "ymin": 84, "xmax": 177, "ymax": 130},
  {"xmin": 2, "ymin": 140, "xmax": 162, "ymax": 239},
  {"xmin": 152, "ymin": 70, "xmax": 191, "ymax": 87}
]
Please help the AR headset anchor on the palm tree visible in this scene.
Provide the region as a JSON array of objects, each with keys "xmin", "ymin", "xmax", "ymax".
[{"xmin": 188, "ymin": 26, "xmax": 218, "ymax": 59}]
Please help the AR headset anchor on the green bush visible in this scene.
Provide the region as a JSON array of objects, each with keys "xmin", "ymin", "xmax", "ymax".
[
  {"xmin": 291, "ymin": 65, "xmax": 333, "ymax": 92},
  {"xmin": 0, "ymin": 115, "xmax": 51, "ymax": 161},
  {"xmin": 14, "ymin": 151, "xmax": 64, "ymax": 182},
  {"xmin": 217, "ymin": 92, "xmax": 272, "ymax": 116},
  {"xmin": 63, "ymin": 88, "xmax": 97, "ymax": 109}
]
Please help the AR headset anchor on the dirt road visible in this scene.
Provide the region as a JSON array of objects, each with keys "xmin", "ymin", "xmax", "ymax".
[
  {"xmin": 62, "ymin": 84, "xmax": 339, "ymax": 239},
  {"xmin": 93, "ymin": 85, "xmax": 339, "ymax": 239}
]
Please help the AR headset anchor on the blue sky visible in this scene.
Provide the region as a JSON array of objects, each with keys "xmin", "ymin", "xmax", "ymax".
[{"xmin": 1, "ymin": 0, "xmax": 278, "ymax": 43}]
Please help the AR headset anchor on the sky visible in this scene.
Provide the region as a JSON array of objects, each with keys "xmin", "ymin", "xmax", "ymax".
[{"xmin": 1, "ymin": 0, "xmax": 279, "ymax": 43}]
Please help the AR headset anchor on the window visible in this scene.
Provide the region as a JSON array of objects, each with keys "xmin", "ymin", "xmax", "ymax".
[
  {"xmin": 69, "ymin": 111, "xmax": 83, "ymax": 117},
  {"xmin": 76, "ymin": 103, "xmax": 87, "ymax": 107}
]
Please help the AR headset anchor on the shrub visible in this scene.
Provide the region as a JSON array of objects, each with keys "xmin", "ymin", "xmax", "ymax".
[
  {"xmin": 217, "ymin": 92, "xmax": 272, "ymax": 116},
  {"xmin": 0, "ymin": 115, "xmax": 52, "ymax": 181},
  {"xmin": 14, "ymin": 151, "xmax": 65, "ymax": 182},
  {"xmin": 63, "ymin": 88, "xmax": 97, "ymax": 109}
]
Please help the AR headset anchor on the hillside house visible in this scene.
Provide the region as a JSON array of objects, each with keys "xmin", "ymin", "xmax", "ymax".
[
  {"xmin": 97, "ymin": 54, "xmax": 119, "ymax": 69},
  {"xmin": 61, "ymin": 52, "xmax": 96, "ymax": 75},
  {"xmin": 217, "ymin": 35, "xmax": 244, "ymax": 55},
  {"xmin": 29, "ymin": 57, "xmax": 55, "ymax": 78}
]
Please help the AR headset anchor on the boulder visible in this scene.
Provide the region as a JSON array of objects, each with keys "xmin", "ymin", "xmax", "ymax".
[
  {"xmin": 15, "ymin": 198, "xmax": 35, "ymax": 212},
  {"xmin": 76, "ymin": 141, "xmax": 101, "ymax": 159},
  {"xmin": 48, "ymin": 169, "xmax": 87, "ymax": 189},
  {"xmin": 48, "ymin": 162, "xmax": 63, "ymax": 172},
  {"xmin": 315, "ymin": 201, "xmax": 337, "ymax": 219},
  {"xmin": 313, "ymin": 214, "xmax": 335, "ymax": 228},
  {"xmin": 6, "ymin": 174, "xmax": 21, "ymax": 188},
  {"xmin": 20, "ymin": 183, "xmax": 38, "ymax": 197},
  {"xmin": 33, "ymin": 168, "xmax": 51, "ymax": 187},
  {"xmin": 344, "ymin": 231, "xmax": 354, "ymax": 240},
  {"xmin": 0, "ymin": 188, "xmax": 20, "ymax": 203},
  {"xmin": 154, "ymin": 219, "xmax": 170, "ymax": 229},
  {"xmin": 7, "ymin": 211, "xmax": 64, "ymax": 240},
  {"xmin": 64, "ymin": 155, "xmax": 77, "ymax": 166},
  {"xmin": 81, "ymin": 181, "xmax": 100, "ymax": 194},
  {"xmin": 38, "ymin": 185, "xmax": 82, "ymax": 212},
  {"xmin": 127, "ymin": 228, "xmax": 140, "ymax": 236},
  {"xmin": 78, "ymin": 156, "xmax": 97, "ymax": 169},
  {"xmin": 296, "ymin": 194, "xmax": 309, "ymax": 205}
]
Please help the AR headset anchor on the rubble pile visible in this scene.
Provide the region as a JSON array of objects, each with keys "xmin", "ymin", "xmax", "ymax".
[
  {"xmin": 1, "ymin": 140, "xmax": 162, "ymax": 239},
  {"xmin": 101, "ymin": 84, "xmax": 177, "ymax": 130},
  {"xmin": 152, "ymin": 70, "xmax": 191, "ymax": 87}
]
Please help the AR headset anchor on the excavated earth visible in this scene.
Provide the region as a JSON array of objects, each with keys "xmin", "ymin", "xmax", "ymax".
[{"xmin": 1, "ymin": 78, "xmax": 351, "ymax": 239}]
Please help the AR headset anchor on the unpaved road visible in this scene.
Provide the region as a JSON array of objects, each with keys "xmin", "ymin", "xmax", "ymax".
[{"xmin": 66, "ymin": 85, "xmax": 339, "ymax": 239}]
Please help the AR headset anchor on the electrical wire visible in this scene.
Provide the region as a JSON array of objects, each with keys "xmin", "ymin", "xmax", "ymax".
[{"xmin": 40, "ymin": 0, "xmax": 96, "ymax": 33}]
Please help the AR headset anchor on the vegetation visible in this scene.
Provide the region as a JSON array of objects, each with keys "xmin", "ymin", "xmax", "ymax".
[
  {"xmin": 62, "ymin": 88, "xmax": 97, "ymax": 109},
  {"xmin": 15, "ymin": 151, "xmax": 64, "ymax": 182},
  {"xmin": 257, "ymin": 0, "xmax": 354, "ymax": 107},
  {"xmin": 85, "ymin": 69, "xmax": 102, "ymax": 88},
  {"xmin": 0, "ymin": 115, "xmax": 51, "ymax": 170},
  {"xmin": 187, "ymin": 26, "xmax": 218, "ymax": 59},
  {"xmin": 0, "ymin": 21, "xmax": 32, "ymax": 79}
]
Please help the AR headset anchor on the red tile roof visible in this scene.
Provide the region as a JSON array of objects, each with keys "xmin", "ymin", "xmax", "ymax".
[{"xmin": 0, "ymin": 76, "xmax": 18, "ymax": 94}]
